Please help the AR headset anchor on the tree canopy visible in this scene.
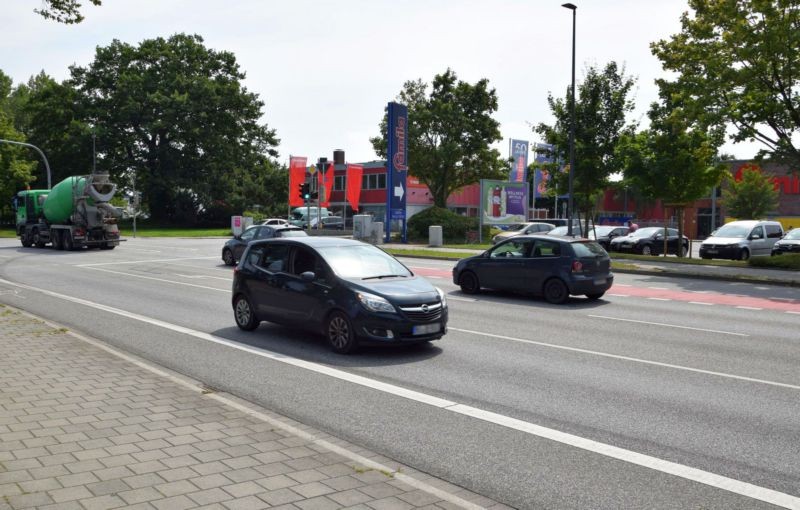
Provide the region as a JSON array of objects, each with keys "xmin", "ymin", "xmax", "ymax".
[
  {"xmin": 370, "ymin": 69, "xmax": 509, "ymax": 208},
  {"xmin": 535, "ymin": 62, "xmax": 637, "ymax": 232},
  {"xmin": 652, "ymin": 0, "xmax": 800, "ymax": 167},
  {"xmin": 68, "ymin": 34, "xmax": 280, "ymax": 223},
  {"xmin": 722, "ymin": 165, "xmax": 780, "ymax": 219},
  {"xmin": 0, "ymin": 71, "xmax": 37, "ymax": 218},
  {"xmin": 35, "ymin": 0, "xmax": 101, "ymax": 24}
]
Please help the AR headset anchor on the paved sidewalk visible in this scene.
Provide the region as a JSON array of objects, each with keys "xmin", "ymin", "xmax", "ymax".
[{"xmin": 0, "ymin": 305, "xmax": 507, "ymax": 510}]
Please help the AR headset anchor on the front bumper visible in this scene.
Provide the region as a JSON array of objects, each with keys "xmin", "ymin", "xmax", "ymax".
[
  {"xmin": 352, "ymin": 306, "xmax": 449, "ymax": 344},
  {"xmin": 699, "ymin": 244, "xmax": 740, "ymax": 259}
]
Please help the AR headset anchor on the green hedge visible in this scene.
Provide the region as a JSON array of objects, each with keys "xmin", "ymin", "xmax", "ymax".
[
  {"xmin": 407, "ymin": 207, "xmax": 490, "ymax": 243},
  {"xmin": 749, "ymin": 253, "xmax": 800, "ymax": 270}
]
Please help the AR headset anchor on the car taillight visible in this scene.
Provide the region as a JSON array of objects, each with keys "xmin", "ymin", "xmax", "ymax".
[{"xmin": 571, "ymin": 260, "xmax": 583, "ymax": 273}]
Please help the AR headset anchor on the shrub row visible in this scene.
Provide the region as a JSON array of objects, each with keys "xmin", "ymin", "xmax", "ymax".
[
  {"xmin": 749, "ymin": 253, "xmax": 800, "ymax": 270},
  {"xmin": 407, "ymin": 207, "xmax": 491, "ymax": 243}
]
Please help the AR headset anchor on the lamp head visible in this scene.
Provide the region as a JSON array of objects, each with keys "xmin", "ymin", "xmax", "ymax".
[{"xmin": 562, "ymin": 3, "xmax": 577, "ymax": 9}]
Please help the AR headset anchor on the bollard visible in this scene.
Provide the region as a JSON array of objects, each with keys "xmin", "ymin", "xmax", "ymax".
[{"xmin": 429, "ymin": 225, "xmax": 443, "ymax": 247}]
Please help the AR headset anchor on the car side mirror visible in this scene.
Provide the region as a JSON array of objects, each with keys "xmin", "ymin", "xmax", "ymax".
[
  {"xmin": 300, "ymin": 271, "xmax": 315, "ymax": 281},
  {"xmin": 750, "ymin": 234, "xmax": 761, "ymax": 240}
]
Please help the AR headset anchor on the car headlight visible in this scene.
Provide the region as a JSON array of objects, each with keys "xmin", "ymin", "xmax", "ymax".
[
  {"xmin": 357, "ymin": 292, "xmax": 396, "ymax": 313},
  {"xmin": 436, "ymin": 287, "xmax": 447, "ymax": 308}
]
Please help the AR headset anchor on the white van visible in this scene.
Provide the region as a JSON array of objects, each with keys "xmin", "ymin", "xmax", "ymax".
[
  {"xmin": 699, "ymin": 220, "xmax": 784, "ymax": 260},
  {"xmin": 289, "ymin": 207, "xmax": 330, "ymax": 227}
]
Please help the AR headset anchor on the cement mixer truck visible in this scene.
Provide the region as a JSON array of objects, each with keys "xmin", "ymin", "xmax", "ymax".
[{"xmin": 14, "ymin": 172, "xmax": 122, "ymax": 250}]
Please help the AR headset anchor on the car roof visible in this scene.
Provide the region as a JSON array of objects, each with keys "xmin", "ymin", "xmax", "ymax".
[
  {"xmin": 249, "ymin": 237, "xmax": 367, "ymax": 248},
  {"xmin": 514, "ymin": 234, "xmax": 590, "ymax": 243}
]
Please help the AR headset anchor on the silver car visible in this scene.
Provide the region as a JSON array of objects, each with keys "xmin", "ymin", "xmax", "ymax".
[{"xmin": 492, "ymin": 222, "xmax": 555, "ymax": 244}]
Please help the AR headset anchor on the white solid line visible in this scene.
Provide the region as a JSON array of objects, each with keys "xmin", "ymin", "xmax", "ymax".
[
  {"xmin": 648, "ymin": 287, "xmax": 669, "ymax": 290},
  {"xmin": 786, "ymin": 311, "xmax": 800, "ymax": 315},
  {"xmin": 607, "ymin": 294, "xmax": 630, "ymax": 297},
  {"xmin": 446, "ymin": 296, "xmax": 477, "ymax": 302},
  {"xmin": 689, "ymin": 301, "xmax": 714, "ymax": 306},
  {"xmin": 81, "ymin": 266, "xmax": 228, "ymax": 293},
  {"xmin": 76, "ymin": 256, "xmax": 218, "ymax": 267},
  {"xmin": 3, "ymin": 278, "xmax": 800, "ymax": 509},
  {"xmin": 587, "ymin": 315, "xmax": 747, "ymax": 337},
  {"xmin": 771, "ymin": 297, "xmax": 795, "ymax": 302},
  {"xmin": 648, "ymin": 297, "xmax": 671, "ymax": 301},
  {"xmin": 736, "ymin": 306, "xmax": 763, "ymax": 311}
]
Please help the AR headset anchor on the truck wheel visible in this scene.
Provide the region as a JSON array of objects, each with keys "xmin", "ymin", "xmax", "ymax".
[
  {"xmin": 33, "ymin": 229, "xmax": 46, "ymax": 248},
  {"xmin": 52, "ymin": 230, "xmax": 63, "ymax": 251},
  {"xmin": 20, "ymin": 235, "xmax": 32, "ymax": 248},
  {"xmin": 63, "ymin": 233, "xmax": 74, "ymax": 251},
  {"xmin": 100, "ymin": 243, "xmax": 115, "ymax": 250}
]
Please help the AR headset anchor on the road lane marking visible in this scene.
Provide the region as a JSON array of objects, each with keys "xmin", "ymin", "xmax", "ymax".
[
  {"xmin": 446, "ymin": 296, "xmax": 477, "ymax": 302},
  {"xmin": 648, "ymin": 297, "xmax": 671, "ymax": 301},
  {"xmin": 787, "ymin": 311, "xmax": 800, "ymax": 315},
  {"xmin": 1, "ymin": 278, "xmax": 799, "ymax": 509},
  {"xmin": 81, "ymin": 266, "xmax": 228, "ymax": 292},
  {"xmin": 607, "ymin": 293, "xmax": 629, "ymax": 297},
  {"xmin": 175, "ymin": 274, "xmax": 231, "ymax": 281},
  {"xmin": 688, "ymin": 301, "xmax": 714, "ymax": 306},
  {"xmin": 76, "ymin": 256, "xmax": 218, "ymax": 267},
  {"xmin": 587, "ymin": 315, "xmax": 746, "ymax": 337},
  {"xmin": 737, "ymin": 306, "xmax": 763, "ymax": 311}
]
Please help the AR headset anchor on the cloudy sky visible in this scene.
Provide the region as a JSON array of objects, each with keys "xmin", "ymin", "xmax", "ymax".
[{"xmin": 3, "ymin": 0, "xmax": 760, "ymax": 165}]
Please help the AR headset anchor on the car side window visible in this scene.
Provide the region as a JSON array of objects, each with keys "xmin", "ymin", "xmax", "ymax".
[
  {"xmin": 244, "ymin": 245, "xmax": 264, "ymax": 268},
  {"xmin": 291, "ymin": 247, "xmax": 317, "ymax": 276},
  {"xmin": 240, "ymin": 228, "xmax": 256, "ymax": 241},
  {"xmin": 255, "ymin": 227, "xmax": 274, "ymax": 240},
  {"xmin": 259, "ymin": 244, "xmax": 289, "ymax": 273},
  {"xmin": 532, "ymin": 240, "xmax": 561, "ymax": 257},
  {"xmin": 751, "ymin": 226, "xmax": 764, "ymax": 239},
  {"xmin": 766, "ymin": 225, "xmax": 782, "ymax": 238},
  {"xmin": 491, "ymin": 240, "xmax": 529, "ymax": 258}
]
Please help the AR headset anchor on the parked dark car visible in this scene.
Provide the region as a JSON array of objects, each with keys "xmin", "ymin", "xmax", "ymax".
[
  {"xmin": 587, "ymin": 225, "xmax": 630, "ymax": 249},
  {"xmin": 772, "ymin": 228, "xmax": 800, "ymax": 255},
  {"xmin": 232, "ymin": 237, "xmax": 448, "ymax": 353},
  {"xmin": 608, "ymin": 227, "xmax": 689, "ymax": 256},
  {"xmin": 452, "ymin": 235, "xmax": 613, "ymax": 304},
  {"xmin": 222, "ymin": 225, "xmax": 306, "ymax": 266}
]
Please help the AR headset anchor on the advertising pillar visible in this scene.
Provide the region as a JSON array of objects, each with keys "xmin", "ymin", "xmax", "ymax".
[{"xmin": 385, "ymin": 102, "xmax": 409, "ymax": 243}]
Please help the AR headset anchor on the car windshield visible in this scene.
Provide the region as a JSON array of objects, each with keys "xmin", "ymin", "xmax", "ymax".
[
  {"xmin": 548, "ymin": 226, "xmax": 569, "ymax": 236},
  {"xmin": 510, "ymin": 223, "xmax": 529, "ymax": 231},
  {"xmin": 712, "ymin": 224, "xmax": 750, "ymax": 238},
  {"xmin": 277, "ymin": 230, "xmax": 306, "ymax": 237},
  {"xmin": 630, "ymin": 227, "xmax": 662, "ymax": 238},
  {"xmin": 317, "ymin": 245, "xmax": 412, "ymax": 279},
  {"xmin": 784, "ymin": 229, "xmax": 800, "ymax": 239},
  {"xmin": 572, "ymin": 241, "xmax": 607, "ymax": 257}
]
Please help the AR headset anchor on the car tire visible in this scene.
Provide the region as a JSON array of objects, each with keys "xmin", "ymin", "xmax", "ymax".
[
  {"xmin": 678, "ymin": 244, "xmax": 688, "ymax": 257},
  {"xmin": 326, "ymin": 311, "xmax": 358, "ymax": 354},
  {"xmin": 222, "ymin": 249, "xmax": 235, "ymax": 266},
  {"xmin": 459, "ymin": 271, "xmax": 481, "ymax": 294},
  {"xmin": 641, "ymin": 244, "xmax": 652, "ymax": 256},
  {"xmin": 738, "ymin": 248, "xmax": 750, "ymax": 261},
  {"xmin": 585, "ymin": 292, "xmax": 605, "ymax": 300},
  {"xmin": 233, "ymin": 295, "xmax": 259, "ymax": 331},
  {"xmin": 543, "ymin": 278, "xmax": 569, "ymax": 304}
]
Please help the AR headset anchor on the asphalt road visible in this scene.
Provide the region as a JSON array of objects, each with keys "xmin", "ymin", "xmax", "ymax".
[{"xmin": 0, "ymin": 237, "xmax": 798, "ymax": 510}]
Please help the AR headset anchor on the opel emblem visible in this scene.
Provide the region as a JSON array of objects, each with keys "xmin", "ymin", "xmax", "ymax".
[{"xmin": 421, "ymin": 304, "xmax": 429, "ymax": 312}]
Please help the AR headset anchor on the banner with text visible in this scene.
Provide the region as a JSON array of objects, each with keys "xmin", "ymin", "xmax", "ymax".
[
  {"xmin": 480, "ymin": 179, "xmax": 529, "ymax": 226},
  {"xmin": 385, "ymin": 101, "xmax": 409, "ymax": 242},
  {"xmin": 509, "ymin": 139, "xmax": 529, "ymax": 183}
]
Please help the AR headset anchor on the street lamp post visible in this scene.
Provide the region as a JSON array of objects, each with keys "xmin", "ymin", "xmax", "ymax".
[{"xmin": 562, "ymin": 2, "xmax": 576, "ymax": 236}]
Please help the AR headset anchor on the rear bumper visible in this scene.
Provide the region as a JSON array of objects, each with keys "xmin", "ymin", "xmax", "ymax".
[{"xmin": 568, "ymin": 273, "xmax": 614, "ymax": 295}]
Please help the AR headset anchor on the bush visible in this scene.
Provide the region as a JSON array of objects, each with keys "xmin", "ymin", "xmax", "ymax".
[
  {"xmin": 749, "ymin": 253, "xmax": 800, "ymax": 270},
  {"xmin": 407, "ymin": 207, "xmax": 490, "ymax": 243}
]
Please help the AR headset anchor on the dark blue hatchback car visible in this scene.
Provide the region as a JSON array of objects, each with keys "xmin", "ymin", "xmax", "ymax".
[
  {"xmin": 232, "ymin": 237, "xmax": 448, "ymax": 353},
  {"xmin": 452, "ymin": 235, "xmax": 613, "ymax": 304}
]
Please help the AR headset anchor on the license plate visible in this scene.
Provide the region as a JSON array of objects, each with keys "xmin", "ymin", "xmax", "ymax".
[
  {"xmin": 594, "ymin": 278, "xmax": 607, "ymax": 286},
  {"xmin": 413, "ymin": 323, "xmax": 441, "ymax": 335}
]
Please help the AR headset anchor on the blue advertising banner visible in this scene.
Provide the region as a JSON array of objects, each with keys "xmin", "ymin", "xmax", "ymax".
[
  {"xmin": 533, "ymin": 142, "xmax": 555, "ymax": 199},
  {"xmin": 509, "ymin": 139, "xmax": 529, "ymax": 183},
  {"xmin": 385, "ymin": 102, "xmax": 409, "ymax": 242}
]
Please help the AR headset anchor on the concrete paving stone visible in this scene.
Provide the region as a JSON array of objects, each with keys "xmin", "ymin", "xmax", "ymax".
[
  {"xmin": 0, "ymin": 470, "xmax": 32, "ymax": 484},
  {"xmin": 318, "ymin": 464, "xmax": 358, "ymax": 479},
  {"xmin": 162, "ymin": 444, "xmax": 200, "ymax": 457},
  {"xmin": 44, "ymin": 442, "xmax": 81, "ymax": 455},
  {"xmin": 105, "ymin": 443, "xmax": 141, "ymax": 456},
  {"xmin": 222, "ymin": 455, "xmax": 261, "ymax": 470},
  {"xmin": 277, "ymin": 437, "xmax": 309, "ymax": 449},
  {"xmin": 131, "ymin": 449, "xmax": 169, "ymax": 463},
  {"xmin": 18, "ymin": 476, "xmax": 63, "ymax": 493},
  {"xmin": 291, "ymin": 481, "xmax": 336, "ymax": 499},
  {"xmin": 164, "ymin": 434, "xmax": 197, "ymax": 446},
  {"xmin": 223, "ymin": 467, "xmax": 262, "ymax": 483},
  {"xmin": 429, "ymin": 501, "xmax": 463, "ymax": 510},
  {"xmin": 158, "ymin": 466, "xmax": 197, "ymax": 482},
  {"xmin": 118, "ymin": 486, "xmax": 163, "ymax": 505},
  {"xmin": 6, "ymin": 491, "xmax": 55, "ymax": 508},
  {"xmin": 195, "ymin": 440, "xmax": 230, "ymax": 452},
  {"xmin": 222, "ymin": 481, "xmax": 265, "ymax": 498},
  {"xmin": 285, "ymin": 457, "xmax": 325, "ymax": 471},
  {"xmin": 168, "ymin": 426, "xmax": 202, "ymax": 436},
  {"xmin": 28, "ymin": 464, "xmax": 70, "ymax": 479},
  {"xmin": 138, "ymin": 430, "xmax": 173, "ymax": 441},
  {"xmin": 99, "ymin": 453, "xmax": 137, "ymax": 468},
  {"xmin": 258, "ymin": 487, "xmax": 305, "ymax": 506},
  {"xmin": 156, "ymin": 479, "xmax": 199, "ymax": 497},
  {"xmin": 287, "ymin": 469, "xmax": 329, "ymax": 484},
  {"xmin": 0, "ymin": 431, "xmax": 33, "ymax": 443},
  {"xmin": 20, "ymin": 436, "xmax": 58, "ymax": 449},
  {"xmin": 328, "ymin": 488, "xmax": 373, "ymax": 506},
  {"xmin": 38, "ymin": 500, "xmax": 83, "ymax": 510},
  {"xmin": 195, "ymin": 430, "xmax": 229, "ymax": 442},
  {"xmin": 254, "ymin": 462, "xmax": 294, "ymax": 477},
  {"xmin": 322, "ymin": 475, "xmax": 365, "ymax": 492},
  {"xmin": 221, "ymin": 495, "xmax": 271, "ymax": 510},
  {"xmin": 339, "ymin": 505, "xmax": 372, "ymax": 510},
  {"xmin": 395, "ymin": 490, "xmax": 443, "ymax": 507},
  {"xmin": 2, "ymin": 458, "xmax": 41, "ymax": 472},
  {"xmin": 222, "ymin": 434, "xmax": 255, "ymax": 447},
  {"xmin": 252, "ymin": 450, "xmax": 291, "ymax": 465},
  {"xmin": 222, "ymin": 445, "xmax": 261, "ymax": 458},
  {"xmin": 94, "ymin": 465, "xmax": 136, "ymax": 481},
  {"xmin": 191, "ymin": 473, "xmax": 231, "ymax": 490},
  {"xmin": 196, "ymin": 422, "xmax": 227, "ymax": 432},
  {"xmin": 295, "ymin": 496, "xmax": 342, "ymax": 510},
  {"xmin": 128, "ymin": 460, "xmax": 167, "ymax": 475},
  {"xmin": 160, "ymin": 454, "xmax": 198, "ymax": 469},
  {"xmin": 151, "ymin": 494, "xmax": 196, "ymax": 510},
  {"xmin": 258, "ymin": 474, "xmax": 299, "ymax": 491},
  {"xmin": 93, "ymin": 419, "xmax": 124, "ymax": 430},
  {"xmin": 0, "ymin": 441, "xmax": 25, "ymax": 453},
  {"xmin": 84, "ymin": 428, "xmax": 118, "ymax": 440},
  {"xmin": 39, "ymin": 418, "xmax": 71, "ymax": 428},
  {"xmin": 353, "ymin": 470, "xmax": 394, "ymax": 485},
  {"xmin": 358, "ymin": 482, "xmax": 404, "ymax": 500},
  {"xmin": 86, "ymin": 478, "xmax": 131, "ymax": 496},
  {"xmin": 191, "ymin": 461, "xmax": 229, "ymax": 476},
  {"xmin": 57, "ymin": 471, "xmax": 101, "ymax": 487},
  {"xmin": 55, "ymin": 432, "xmax": 90, "ymax": 443},
  {"xmin": 49, "ymin": 484, "xmax": 94, "ymax": 502},
  {"xmin": 80, "ymin": 494, "xmax": 127, "ymax": 510},
  {"xmin": 72, "ymin": 448, "xmax": 107, "ymax": 461},
  {"xmin": 252, "ymin": 440, "xmax": 285, "ymax": 453},
  {"xmin": 281, "ymin": 446, "xmax": 318, "ymax": 459},
  {"xmin": 144, "ymin": 419, "xmax": 175, "ymax": 430},
  {"xmin": 195, "ymin": 504, "xmax": 228, "ymax": 510},
  {"xmin": 364, "ymin": 496, "xmax": 415, "ymax": 510},
  {"xmin": 312, "ymin": 452, "xmax": 349, "ymax": 466},
  {"xmin": 0, "ymin": 482, "xmax": 23, "ymax": 497},
  {"xmin": 78, "ymin": 438, "xmax": 115, "ymax": 450},
  {"xmin": 0, "ymin": 451, "xmax": 13, "ymax": 462},
  {"xmin": 123, "ymin": 473, "xmax": 166, "ymax": 490},
  {"xmin": 188, "ymin": 487, "xmax": 233, "ymax": 505},
  {"xmin": 194, "ymin": 449, "xmax": 232, "ymax": 463},
  {"xmin": 108, "ymin": 433, "xmax": 143, "ymax": 446}
]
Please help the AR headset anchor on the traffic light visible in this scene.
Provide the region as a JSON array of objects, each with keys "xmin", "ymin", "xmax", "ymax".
[{"xmin": 298, "ymin": 182, "xmax": 310, "ymax": 201}]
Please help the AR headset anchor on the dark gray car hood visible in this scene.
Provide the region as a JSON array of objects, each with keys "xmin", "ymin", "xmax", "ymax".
[{"xmin": 345, "ymin": 276, "xmax": 439, "ymax": 305}]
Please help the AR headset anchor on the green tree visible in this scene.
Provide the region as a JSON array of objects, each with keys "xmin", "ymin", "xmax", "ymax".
[
  {"xmin": 722, "ymin": 166, "xmax": 780, "ymax": 220},
  {"xmin": 35, "ymin": 0, "xmax": 101, "ymax": 24},
  {"xmin": 0, "ymin": 71, "xmax": 36, "ymax": 221},
  {"xmin": 652, "ymin": 0, "xmax": 800, "ymax": 167},
  {"xmin": 618, "ymin": 98, "xmax": 727, "ymax": 256},
  {"xmin": 370, "ymin": 69, "xmax": 509, "ymax": 208},
  {"xmin": 69, "ymin": 34, "xmax": 280, "ymax": 224},
  {"xmin": 535, "ymin": 62, "xmax": 637, "ymax": 234}
]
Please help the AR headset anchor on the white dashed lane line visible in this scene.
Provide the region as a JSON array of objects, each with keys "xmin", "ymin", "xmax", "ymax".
[{"xmin": 689, "ymin": 302, "xmax": 714, "ymax": 306}]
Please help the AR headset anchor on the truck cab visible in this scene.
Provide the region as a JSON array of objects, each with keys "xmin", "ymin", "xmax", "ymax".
[{"xmin": 14, "ymin": 190, "xmax": 49, "ymax": 245}]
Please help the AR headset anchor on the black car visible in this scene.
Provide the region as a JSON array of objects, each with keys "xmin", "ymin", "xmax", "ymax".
[
  {"xmin": 452, "ymin": 235, "xmax": 613, "ymax": 304},
  {"xmin": 772, "ymin": 228, "xmax": 800, "ymax": 255},
  {"xmin": 608, "ymin": 227, "xmax": 689, "ymax": 256},
  {"xmin": 231, "ymin": 237, "xmax": 448, "ymax": 353},
  {"xmin": 222, "ymin": 225, "xmax": 306, "ymax": 266}
]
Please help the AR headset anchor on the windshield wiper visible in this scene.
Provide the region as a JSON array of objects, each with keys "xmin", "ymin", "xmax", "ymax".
[{"xmin": 361, "ymin": 274, "xmax": 408, "ymax": 280}]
